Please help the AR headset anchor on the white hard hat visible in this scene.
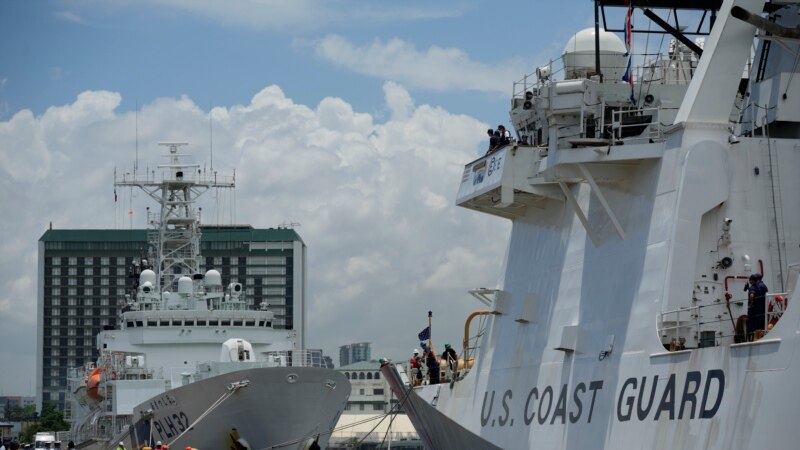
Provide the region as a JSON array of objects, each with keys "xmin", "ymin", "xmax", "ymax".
[{"xmin": 413, "ymin": 349, "xmax": 419, "ymax": 353}]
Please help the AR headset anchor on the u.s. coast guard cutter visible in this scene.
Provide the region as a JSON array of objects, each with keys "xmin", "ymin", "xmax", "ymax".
[
  {"xmin": 67, "ymin": 143, "xmax": 349, "ymax": 450},
  {"xmin": 382, "ymin": 0, "xmax": 800, "ymax": 448}
]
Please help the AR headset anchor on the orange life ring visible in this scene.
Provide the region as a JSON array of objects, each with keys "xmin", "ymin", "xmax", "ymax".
[{"xmin": 768, "ymin": 295, "xmax": 786, "ymax": 326}]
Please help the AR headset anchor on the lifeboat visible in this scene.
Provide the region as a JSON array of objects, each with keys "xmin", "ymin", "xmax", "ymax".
[{"xmin": 86, "ymin": 367, "xmax": 104, "ymax": 401}]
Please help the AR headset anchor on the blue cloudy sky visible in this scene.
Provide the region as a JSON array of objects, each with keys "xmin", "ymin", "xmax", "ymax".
[{"xmin": 0, "ymin": 0, "xmax": 642, "ymax": 396}]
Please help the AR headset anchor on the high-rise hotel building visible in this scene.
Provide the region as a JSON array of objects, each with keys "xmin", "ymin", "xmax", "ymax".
[
  {"xmin": 37, "ymin": 225, "xmax": 306, "ymax": 408},
  {"xmin": 339, "ymin": 342, "xmax": 372, "ymax": 367}
]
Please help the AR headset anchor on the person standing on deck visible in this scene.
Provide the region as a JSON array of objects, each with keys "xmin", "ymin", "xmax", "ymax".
[
  {"xmin": 497, "ymin": 125, "xmax": 512, "ymax": 146},
  {"xmin": 746, "ymin": 273, "xmax": 769, "ymax": 340},
  {"xmin": 486, "ymin": 129, "xmax": 499, "ymax": 155},
  {"xmin": 425, "ymin": 347, "xmax": 440, "ymax": 384},
  {"xmin": 442, "ymin": 344, "xmax": 458, "ymax": 381},
  {"xmin": 409, "ymin": 349, "xmax": 423, "ymax": 386}
]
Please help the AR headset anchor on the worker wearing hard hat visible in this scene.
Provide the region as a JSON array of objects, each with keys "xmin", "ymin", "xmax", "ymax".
[{"xmin": 409, "ymin": 349, "xmax": 423, "ymax": 386}]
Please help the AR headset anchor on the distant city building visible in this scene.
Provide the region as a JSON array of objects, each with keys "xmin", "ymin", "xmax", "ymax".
[
  {"xmin": 338, "ymin": 342, "xmax": 371, "ymax": 367},
  {"xmin": 330, "ymin": 360, "xmax": 421, "ymax": 449},
  {"xmin": 37, "ymin": 225, "xmax": 306, "ymax": 409},
  {"xmin": 0, "ymin": 396, "xmax": 36, "ymax": 419},
  {"xmin": 336, "ymin": 361, "xmax": 396, "ymax": 414},
  {"xmin": 297, "ymin": 349, "xmax": 333, "ymax": 368}
]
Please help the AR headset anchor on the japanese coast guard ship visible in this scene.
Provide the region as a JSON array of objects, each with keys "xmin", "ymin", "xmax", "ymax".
[
  {"xmin": 382, "ymin": 0, "xmax": 800, "ymax": 448},
  {"xmin": 67, "ymin": 143, "xmax": 349, "ymax": 450}
]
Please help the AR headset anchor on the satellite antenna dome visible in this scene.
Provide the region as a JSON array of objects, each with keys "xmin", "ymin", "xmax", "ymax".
[
  {"xmin": 562, "ymin": 28, "xmax": 628, "ymax": 81},
  {"xmin": 178, "ymin": 276, "xmax": 193, "ymax": 295},
  {"xmin": 204, "ymin": 269, "xmax": 222, "ymax": 286},
  {"xmin": 139, "ymin": 269, "xmax": 157, "ymax": 287}
]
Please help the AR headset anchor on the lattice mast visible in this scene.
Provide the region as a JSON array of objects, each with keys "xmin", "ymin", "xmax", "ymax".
[{"xmin": 114, "ymin": 142, "xmax": 235, "ymax": 291}]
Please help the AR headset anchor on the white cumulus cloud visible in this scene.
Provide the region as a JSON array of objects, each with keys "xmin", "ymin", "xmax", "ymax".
[
  {"xmin": 312, "ymin": 35, "xmax": 529, "ymax": 95},
  {"xmin": 49, "ymin": 67, "xmax": 68, "ymax": 81},
  {"xmin": 0, "ymin": 82, "xmax": 510, "ymax": 392},
  {"xmin": 54, "ymin": 10, "xmax": 85, "ymax": 23},
  {"xmin": 88, "ymin": 0, "xmax": 463, "ymax": 32}
]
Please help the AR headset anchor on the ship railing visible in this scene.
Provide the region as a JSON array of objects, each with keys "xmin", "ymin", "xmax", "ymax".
[
  {"xmin": 105, "ymin": 352, "xmax": 153, "ymax": 376},
  {"xmin": 511, "ymin": 56, "xmax": 565, "ymax": 100},
  {"xmin": 659, "ymin": 300, "xmax": 743, "ymax": 348},
  {"xmin": 56, "ymin": 431, "xmax": 74, "ymax": 444},
  {"xmin": 67, "ymin": 364, "xmax": 92, "ymax": 382},
  {"xmin": 81, "ymin": 413, "xmax": 132, "ymax": 442},
  {"xmin": 63, "ymin": 401, "xmax": 73, "ymax": 422},
  {"xmin": 330, "ymin": 431, "xmax": 419, "ymax": 445},
  {"xmin": 610, "ymin": 106, "xmax": 665, "ymax": 142},
  {"xmin": 264, "ymin": 349, "xmax": 327, "ymax": 368},
  {"xmin": 658, "ymin": 292, "xmax": 789, "ymax": 349},
  {"xmin": 330, "ymin": 430, "xmax": 419, "ymax": 443},
  {"xmin": 116, "ymin": 170, "xmax": 235, "ymax": 187},
  {"xmin": 456, "ymin": 311, "xmax": 491, "ymax": 381},
  {"xmin": 511, "ymin": 51, "xmax": 694, "ymax": 103}
]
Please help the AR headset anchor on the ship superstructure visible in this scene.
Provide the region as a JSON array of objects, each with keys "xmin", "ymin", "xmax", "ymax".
[
  {"xmin": 383, "ymin": 1, "xmax": 800, "ymax": 449},
  {"xmin": 66, "ymin": 143, "xmax": 349, "ymax": 449}
]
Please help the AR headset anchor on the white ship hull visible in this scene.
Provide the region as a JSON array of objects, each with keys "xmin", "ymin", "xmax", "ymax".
[
  {"xmin": 67, "ymin": 143, "xmax": 351, "ymax": 450},
  {"xmin": 385, "ymin": 138, "xmax": 800, "ymax": 448},
  {"xmin": 105, "ymin": 367, "xmax": 349, "ymax": 450},
  {"xmin": 383, "ymin": 0, "xmax": 800, "ymax": 448},
  {"xmin": 386, "ymin": 309, "xmax": 799, "ymax": 449}
]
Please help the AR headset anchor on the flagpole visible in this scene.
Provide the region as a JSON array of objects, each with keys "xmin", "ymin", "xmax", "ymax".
[
  {"xmin": 428, "ymin": 311, "xmax": 433, "ymax": 349},
  {"xmin": 594, "ymin": 0, "xmax": 601, "ymax": 81}
]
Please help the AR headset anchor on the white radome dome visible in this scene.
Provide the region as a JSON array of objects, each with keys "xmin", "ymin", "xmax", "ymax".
[
  {"xmin": 204, "ymin": 269, "xmax": 222, "ymax": 286},
  {"xmin": 563, "ymin": 28, "xmax": 629, "ymax": 81},
  {"xmin": 178, "ymin": 276, "xmax": 193, "ymax": 295},
  {"xmin": 139, "ymin": 269, "xmax": 157, "ymax": 287}
]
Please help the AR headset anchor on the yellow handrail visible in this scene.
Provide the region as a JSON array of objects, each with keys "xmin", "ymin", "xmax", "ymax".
[{"xmin": 463, "ymin": 310, "xmax": 492, "ymax": 365}]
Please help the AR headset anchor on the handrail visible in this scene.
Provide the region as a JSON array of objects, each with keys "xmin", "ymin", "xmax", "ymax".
[
  {"xmin": 463, "ymin": 310, "xmax": 492, "ymax": 368},
  {"xmin": 658, "ymin": 292, "xmax": 791, "ymax": 348},
  {"xmin": 611, "ymin": 106, "xmax": 664, "ymax": 142},
  {"xmin": 511, "ymin": 50, "xmax": 697, "ymax": 100}
]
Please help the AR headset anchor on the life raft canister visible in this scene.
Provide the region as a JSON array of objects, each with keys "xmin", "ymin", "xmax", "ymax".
[{"xmin": 87, "ymin": 367, "xmax": 104, "ymax": 400}]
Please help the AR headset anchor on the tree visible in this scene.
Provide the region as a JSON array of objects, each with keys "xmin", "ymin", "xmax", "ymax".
[
  {"xmin": 22, "ymin": 404, "xmax": 36, "ymax": 421},
  {"xmin": 5, "ymin": 405, "xmax": 24, "ymax": 421},
  {"xmin": 20, "ymin": 403, "xmax": 69, "ymax": 443},
  {"xmin": 39, "ymin": 403, "xmax": 69, "ymax": 432}
]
